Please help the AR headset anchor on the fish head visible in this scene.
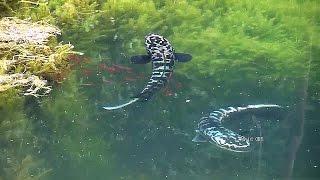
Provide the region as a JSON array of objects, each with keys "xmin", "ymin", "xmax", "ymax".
[
  {"xmin": 145, "ymin": 33, "xmax": 175, "ymax": 61},
  {"xmin": 204, "ymin": 126, "xmax": 251, "ymax": 152}
]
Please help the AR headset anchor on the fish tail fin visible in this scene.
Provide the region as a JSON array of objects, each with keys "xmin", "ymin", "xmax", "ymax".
[
  {"xmin": 246, "ymin": 104, "xmax": 282, "ymax": 109},
  {"xmin": 102, "ymin": 98, "xmax": 139, "ymax": 110}
]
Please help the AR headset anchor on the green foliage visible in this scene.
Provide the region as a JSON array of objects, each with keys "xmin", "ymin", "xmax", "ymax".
[
  {"xmin": 12, "ymin": 0, "xmax": 317, "ymax": 81},
  {"xmin": 0, "ymin": 17, "xmax": 76, "ymax": 96},
  {"xmin": 10, "ymin": 0, "xmax": 315, "ymax": 105},
  {"xmin": 0, "ymin": 0, "xmax": 319, "ymax": 179},
  {"xmin": 0, "ymin": 0, "xmax": 20, "ymax": 17},
  {"xmin": 38, "ymin": 73, "xmax": 116, "ymax": 179},
  {"xmin": 3, "ymin": 155, "xmax": 51, "ymax": 180},
  {"xmin": 0, "ymin": 90, "xmax": 51, "ymax": 180}
]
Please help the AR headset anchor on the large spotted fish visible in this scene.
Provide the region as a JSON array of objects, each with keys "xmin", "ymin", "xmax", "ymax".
[
  {"xmin": 192, "ymin": 104, "xmax": 282, "ymax": 152},
  {"xmin": 103, "ymin": 33, "xmax": 192, "ymax": 110}
]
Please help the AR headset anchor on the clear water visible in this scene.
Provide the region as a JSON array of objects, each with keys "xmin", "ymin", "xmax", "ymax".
[{"xmin": 1, "ymin": 1, "xmax": 319, "ymax": 180}]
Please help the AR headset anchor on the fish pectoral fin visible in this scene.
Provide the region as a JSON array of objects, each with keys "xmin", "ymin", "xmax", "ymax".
[
  {"xmin": 130, "ymin": 55, "xmax": 151, "ymax": 64},
  {"xmin": 174, "ymin": 53, "xmax": 192, "ymax": 62},
  {"xmin": 192, "ymin": 134, "xmax": 208, "ymax": 142}
]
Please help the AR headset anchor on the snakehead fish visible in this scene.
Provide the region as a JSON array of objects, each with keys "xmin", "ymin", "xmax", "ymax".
[
  {"xmin": 103, "ymin": 33, "xmax": 192, "ymax": 110},
  {"xmin": 192, "ymin": 104, "xmax": 282, "ymax": 152}
]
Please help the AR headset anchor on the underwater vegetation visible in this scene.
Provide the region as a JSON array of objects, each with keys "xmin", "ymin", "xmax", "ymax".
[
  {"xmin": 0, "ymin": 0, "xmax": 319, "ymax": 179},
  {"xmin": 0, "ymin": 17, "xmax": 77, "ymax": 97},
  {"xmin": 0, "ymin": 90, "xmax": 52, "ymax": 180},
  {"xmin": 10, "ymin": 0, "xmax": 316, "ymax": 102},
  {"xmin": 0, "ymin": 10, "xmax": 75, "ymax": 180}
]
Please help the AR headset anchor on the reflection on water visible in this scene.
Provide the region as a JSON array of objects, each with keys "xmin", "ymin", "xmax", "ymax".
[{"xmin": 1, "ymin": 0, "xmax": 319, "ymax": 180}]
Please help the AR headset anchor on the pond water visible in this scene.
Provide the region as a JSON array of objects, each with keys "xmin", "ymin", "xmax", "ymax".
[{"xmin": 1, "ymin": 1, "xmax": 319, "ymax": 180}]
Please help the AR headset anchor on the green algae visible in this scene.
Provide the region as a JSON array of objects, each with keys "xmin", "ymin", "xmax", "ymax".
[
  {"xmin": 12, "ymin": 0, "xmax": 317, "ymax": 87},
  {"xmin": 0, "ymin": 0, "xmax": 319, "ymax": 179},
  {"xmin": 0, "ymin": 17, "xmax": 77, "ymax": 96},
  {"xmin": 3, "ymin": 155, "xmax": 52, "ymax": 180},
  {"xmin": 0, "ymin": 90, "xmax": 51, "ymax": 180},
  {"xmin": 36, "ymin": 73, "xmax": 116, "ymax": 179}
]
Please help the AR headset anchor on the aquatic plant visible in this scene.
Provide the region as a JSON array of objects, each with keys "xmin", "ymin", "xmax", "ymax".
[
  {"xmin": 0, "ymin": 17, "xmax": 77, "ymax": 96},
  {"xmin": 0, "ymin": 0, "xmax": 318, "ymax": 179},
  {"xmin": 3, "ymin": 155, "xmax": 51, "ymax": 180},
  {"xmin": 33, "ymin": 73, "xmax": 116, "ymax": 179},
  {"xmin": 24, "ymin": 0, "xmax": 316, "ymax": 102},
  {"xmin": 0, "ymin": 90, "xmax": 51, "ymax": 180},
  {"xmin": 0, "ymin": 16, "xmax": 71, "ymax": 180}
]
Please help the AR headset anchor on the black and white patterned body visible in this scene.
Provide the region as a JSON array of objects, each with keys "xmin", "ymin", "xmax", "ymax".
[
  {"xmin": 102, "ymin": 33, "xmax": 191, "ymax": 110},
  {"xmin": 192, "ymin": 104, "xmax": 282, "ymax": 152},
  {"xmin": 134, "ymin": 33, "xmax": 175, "ymax": 101}
]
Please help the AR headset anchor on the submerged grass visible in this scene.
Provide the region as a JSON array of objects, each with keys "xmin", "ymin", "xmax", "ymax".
[
  {"xmin": 11, "ymin": 0, "xmax": 317, "ymax": 94},
  {"xmin": 0, "ymin": 0, "xmax": 319, "ymax": 179},
  {"xmin": 0, "ymin": 17, "xmax": 76, "ymax": 97}
]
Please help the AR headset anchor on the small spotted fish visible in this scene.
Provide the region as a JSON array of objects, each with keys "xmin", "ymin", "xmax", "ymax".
[
  {"xmin": 103, "ymin": 33, "xmax": 192, "ymax": 110},
  {"xmin": 192, "ymin": 104, "xmax": 282, "ymax": 152}
]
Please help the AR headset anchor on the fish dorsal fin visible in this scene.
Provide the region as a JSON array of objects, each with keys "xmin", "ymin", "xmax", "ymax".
[
  {"xmin": 174, "ymin": 53, "xmax": 192, "ymax": 62},
  {"xmin": 130, "ymin": 55, "xmax": 151, "ymax": 64}
]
